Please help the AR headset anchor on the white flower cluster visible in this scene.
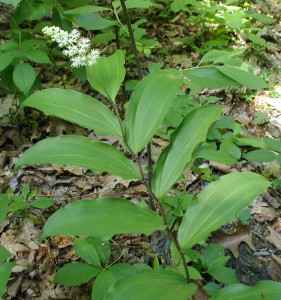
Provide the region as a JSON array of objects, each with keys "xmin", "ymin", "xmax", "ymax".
[{"xmin": 42, "ymin": 26, "xmax": 100, "ymax": 68}]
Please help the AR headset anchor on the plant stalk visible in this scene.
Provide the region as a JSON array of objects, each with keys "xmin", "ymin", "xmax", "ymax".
[
  {"xmin": 117, "ymin": 0, "xmax": 191, "ymax": 286},
  {"xmin": 119, "ymin": 0, "xmax": 155, "ymax": 211}
]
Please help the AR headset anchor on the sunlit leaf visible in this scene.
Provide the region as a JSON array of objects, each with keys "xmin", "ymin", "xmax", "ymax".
[
  {"xmin": 22, "ymin": 88, "xmax": 121, "ymax": 136},
  {"xmin": 178, "ymin": 172, "xmax": 270, "ymax": 249},
  {"xmin": 124, "ymin": 70, "xmax": 183, "ymax": 154},
  {"xmin": 15, "ymin": 136, "xmax": 141, "ymax": 180},
  {"xmin": 212, "ymin": 280, "xmax": 281, "ymax": 300},
  {"xmin": 104, "ymin": 270, "xmax": 197, "ymax": 300},
  {"xmin": 87, "ymin": 50, "xmax": 125, "ymax": 103},
  {"xmin": 152, "ymin": 105, "xmax": 221, "ymax": 198},
  {"xmin": 54, "ymin": 263, "xmax": 101, "ymax": 286},
  {"xmin": 40, "ymin": 198, "xmax": 164, "ymax": 240}
]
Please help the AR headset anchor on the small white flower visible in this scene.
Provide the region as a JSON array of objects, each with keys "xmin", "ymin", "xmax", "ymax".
[{"xmin": 42, "ymin": 26, "xmax": 100, "ymax": 67}]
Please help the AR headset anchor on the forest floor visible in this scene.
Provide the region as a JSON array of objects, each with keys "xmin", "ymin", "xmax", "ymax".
[{"xmin": 0, "ymin": 1, "xmax": 281, "ymax": 299}]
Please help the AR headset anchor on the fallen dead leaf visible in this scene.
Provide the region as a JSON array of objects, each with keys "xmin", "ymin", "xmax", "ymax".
[
  {"xmin": 51, "ymin": 236, "xmax": 74, "ymax": 249},
  {"xmin": 212, "ymin": 224, "xmax": 256, "ymax": 258},
  {"xmin": 265, "ymin": 227, "xmax": 281, "ymax": 250}
]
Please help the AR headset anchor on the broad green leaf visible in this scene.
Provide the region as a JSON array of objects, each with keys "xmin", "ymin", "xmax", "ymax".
[
  {"xmin": 114, "ymin": 0, "xmax": 155, "ymax": 9},
  {"xmin": 22, "ymin": 88, "xmax": 121, "ymax": 136},
  {"xmin": 243, "ymin": 149, "xmax": 276, "ymax": 162},
  {"xmin": 86, "ymin": 50, "xmax": 125, "ymax": 103},
  {"xmin": 92, "ymin": 33, "xmax": 115, "ymax": 44},
  {"xmin": 73, "ymin": 13, "xmax": 117, "ymax": 31},
  {"xmin": 104, "ymin": 270, "xmax": 197, "ymax": 300},
  {"xmin": 178, "ymin": 172, "xmax": 270, "ymax": 249},
  {"xmin": 0, "ymin": 194, "xmax": 9, "ymax": 225},
  {"xmin": 30, "ymin": 197, "xmax": 54, "ymax": 209},
  {"xmin": 184, "ymin": 67, "xmax": 240, "ymax": 89},
  {"xmin": 15, "ymin": 136, "xmax": 141, "ymax": 180},
  {"xmin": 0, "ymin": 51, "xmax": 17, "ymax": 71},
  {"xmin": 201, "ymin": 244, "xmax": 225, "ymax": 269},
  {"xmin": 212, "ymin": 280, "xmax": 281, "ymax": 300},
  {"xmin": 216, "ymin": 65, "xmax": 268, "ymax": 89},
  {"xmin": 208, "ymin": 266, "xmax": 239, "ymax": 285},
  {"xmin": 197, "ymin": 149, "xmax": 237, "ymax": 165},
  {"xmin": 245, "ymin": 11, "xmax": 275, "ymax": 25},
  {"xmin": 247, "ymin": 33, "xmax": 266, "ymax": 46},
  {"xmin": 87, "ymin": 237, "xmax": 111, "ymax": 264},
  {"xmin": 0, "ymin": 263, "xmax": 15, "ymax": 298},
  {"xmin": 263, "ymin": 137, "xmax": 281, "ymax": 153},
  {"xmin": 235, "ymin": 137, "xmax": 267, "ymax": 149},
  {"xmin": 13, "ymin": 63, "xmax": 36, "ymax": 95},
  {"xmin": 64, "ymin": 5, "xmax": 111, "ymax": 14},
  {"xmin": 199, "ymin": 49, "xmax": 245, "ymax": 65},
  {"xmin": 54, "ymin": 263, "xmax": 101, "ymax": 286},
  {"xmin": 0, "ymin": 0, "xmax": 21, "ymax": 6},
  {"xmin": 152, "ymin": 105, "xmax": 221, "ymax": 198},
  {"xmin": 92, "ymin": 270, "xmax": 118, "ymax": 300},
  {"xmin": 74, "ymin": 237, "xmax": 101, "ymax": 267},
  {"xmin": 124, "ymin": 70, "xmax": 183, "ymax": 154},
  {"xmin": 220, "ymin": 141, "xmax": 241, "ymax": 159},
  {"xmin": 24, "ymin": 49, "xmax": 52, "ymax": 64},
  {"xmin": 0, "ymin": 245, "xmax": 11, "ymax": 262},
  {"xmin": 224, "ymin": 12, "xmax": 242, "ymax": 30},
  {"xmin": 40, "ymin": 198, "xmax": 164, "ymax": 240}
]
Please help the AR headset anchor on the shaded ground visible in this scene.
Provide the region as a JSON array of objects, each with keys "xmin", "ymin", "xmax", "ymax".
[{"xmin": 1, "ymin": 1, "xmax": 281, "ymax": 299}]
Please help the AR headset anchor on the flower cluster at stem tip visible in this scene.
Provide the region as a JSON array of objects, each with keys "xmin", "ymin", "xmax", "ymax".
[{"xmin": 42, "ymin": 26, "xmax": 100, "ymax": 67}]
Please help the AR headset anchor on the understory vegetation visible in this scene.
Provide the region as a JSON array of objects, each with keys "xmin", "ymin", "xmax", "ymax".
[{"xmin": 0, "ymin": 0, "xmax": 281, "ymax": 299}]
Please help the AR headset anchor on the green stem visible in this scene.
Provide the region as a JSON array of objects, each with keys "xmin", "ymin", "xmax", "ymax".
[
  {"xmin": 119, "ymin": 0, "xmax": 156, "ymax": 211},
  {"xmin": 116, "ymin": 0, "xmax": 191, "ymax": 286},
  {"xmin": 119, "ymin": 0, "xmax": 143, "ymax": 79}
]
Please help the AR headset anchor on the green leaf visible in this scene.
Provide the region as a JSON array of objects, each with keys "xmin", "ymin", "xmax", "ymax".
[
  {"xmin": 119, "ymin": 0, "xmax": 155, "ymax": 9},
  {"xmin": 0, "ymin": 0, "xmax": 21, "ymax": 6},
  {"xmin": 86, "ymin": 50, "xmax": 125, "ymax": 103},
  {"xmin": 74, "ymin": 237, "xmax": 101, "ymax": 267},
  {"xmin": 24, "ymin": 49, "xmax": 52, "ymax": 64},
  {"xmin": 73, "ymin": 13, "xmax": 117, "ymax": 30},
  {"xmin": 200, "ymin": 49, "xmax": 245, "ymax": 65},
  {"xmin": 184, "ymin": 67, "xmax": 240, "ymax": 89},
  {"xmin": 0, "ymin": 51, "xmax": 17, "ymax": 71},
  {"xmin": 53, "ymin": 263, "xmax": 101, "ymax": 286},
  {"xmin": 30, "ymin": 197, "xmax": 54, "ymax": 209},
  {"xmin": 152, "ymin": 105, "xmax": 221, "ymax": 198},
  {"xmin": 40, "ymin": 198, "xmax": 164, "ymax": 240},
  {"xmin": 216, "ymin": 65, "xmax": 268, "ymax": 89},
  {"xmin": 87, "ymin": 237, "xmax": 111, "ymax": 264},
  {"xmin": 243, "ymin": 149, "xmax": 276, "ymax": 162},
  {"xmin": 220, "ymin": 141, "xmax": 241, "ymax": 159},
  {"xmin": 104, "ymin": 270, "xmax": 197, "ymax": 300},
  {"xmin": 64, "ymin": 5, "xmax": 111, "ymax": 14},
  {"xmin": 211, "ymin": 280, "xmax": 281, "ymax": 300},
  {"xmin": 22, "ymin": 88, "xmax": 121, "ymax": 136},
  {"xmin": 0, "ymin": 245, "xmax": 11, "ymax": 262},
  {"xmin": 92, "ymin": 270, "xmax": 118, "ymax": 300},
  {"xmin": 178, "ymin": 172, "xmax": 270, "ymax": 249},
  {"xmin": 197, "ymin": 149, "xmax": 237, "ymax": 165},
  {"xmin": 224, "ymin": 12, "xmax": 242, "ymax": 30},
  {"xmin": 0, "ymin": 194, "xmax": 9, "ymax": 225},
  {"xmin": 13, "ymin": 63, "xmax": 36, "ymax": 96},
  {"xmin": 245, "ymin": 10, "xmax": 275, "ymax": 25},
  {"xmin": 235, "ymin": 137, "xmax": 267, "ymax": 149},
  {"xmin": 201, "ymin": 244, "xmax": 225, "ymax": 269},
  {"xmin": 208, "ymin": 266, "xmax": 239, "ymax": 285},
  {"xmin": 0, "ymin": 263, "xmax": 15, "ymax": 298},
  {"xmin": 124, "ymin": 70, "xmax": 183, "ymax": 154},
  {"xmin": 263, "ymin": 137, "xmax": 281, "ymax": 153},
  {"xmin": 15, "ymin": 136, "xmax": 141, "ymax": 180},
  {"xmin": 247, "ymin": 33, "xmax": 266, "ymax": 46}
]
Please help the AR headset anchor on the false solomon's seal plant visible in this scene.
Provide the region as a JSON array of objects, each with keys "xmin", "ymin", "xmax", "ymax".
[{"xmin": 13, "ymin": 3, "xmax": 281, "ymax": 300}]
